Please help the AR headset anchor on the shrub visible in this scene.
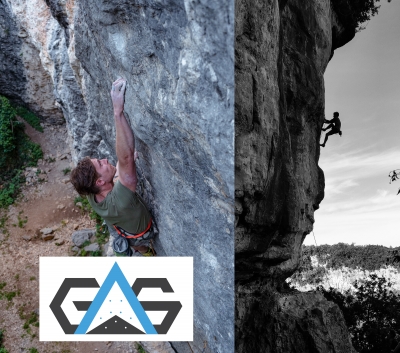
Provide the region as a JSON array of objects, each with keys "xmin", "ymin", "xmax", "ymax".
[
  {"xmin": 331, "ymin": 0, "xmax": 381, "ymax": 31},
  {"xmin": 0, "ymin": 96, "xmax": 22, "ymax": 171},
  {"xmin": 74, "ymin": 196, "xmax": 109, "ymax": 246},
  {"xmin": 319, "ymin": 274, "xmax": 400, "ymax": 353},
  {"xmin": 0, "ymin": 96, "xmax": 43, "ymax": 208},
  {"xmin": 14, "ymin": 106, "xmax": 43, "ymax": 132},
  {"xmin": 0, "ymin": 329, "xmax": 8, "ymax": 353}
]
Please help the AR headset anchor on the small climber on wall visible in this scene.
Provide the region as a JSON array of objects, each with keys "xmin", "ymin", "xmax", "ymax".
[
  {"xmin": 70, "ymin": 78, "xmax": 156, "ymax": 256},
  {"xmin": 320, "ymin": 111, "xmax": 342, "ymax": 147}
]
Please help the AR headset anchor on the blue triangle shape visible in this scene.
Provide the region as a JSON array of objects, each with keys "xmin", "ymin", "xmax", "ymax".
[{"xmin": 74, "ymin": 262, "xmax": 157, "ymax": 334}]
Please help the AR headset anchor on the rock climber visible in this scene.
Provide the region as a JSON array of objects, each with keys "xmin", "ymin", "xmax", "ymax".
[
  {"xmin": 70, "ymin": 78, "xmax": 156, "ymax": 256},
  {"xmin": 320, "ymin": 111, "xmax": 342, "ymax": 147}
]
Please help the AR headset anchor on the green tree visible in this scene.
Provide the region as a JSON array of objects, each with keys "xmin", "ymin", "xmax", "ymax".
[
  {"xmin": 0, "ymin": 95, "xmax": 43, "ymax": 208},
  {"xmin": 0, "ymin": 96, "xmax": 23, "ymax": 171}
]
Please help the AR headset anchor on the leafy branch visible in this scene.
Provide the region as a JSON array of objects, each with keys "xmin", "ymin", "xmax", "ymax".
[{"xmin": 388, "ymin": 169, "xmax": 400, "ymax": 195}]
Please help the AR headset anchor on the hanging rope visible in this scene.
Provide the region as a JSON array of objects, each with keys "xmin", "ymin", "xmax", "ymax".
[{"xmin": 311, "ymin": 230, "xmax": 332, "ymax": 289}]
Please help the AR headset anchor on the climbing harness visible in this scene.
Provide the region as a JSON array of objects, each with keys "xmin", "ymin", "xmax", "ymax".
[
  {"xmin": 113, "ymin": 219, "xmax": 156, "ymax": 256},
  {"xmin": 113, "ymin": 219, "xmax": 152, "ymax": 239}
]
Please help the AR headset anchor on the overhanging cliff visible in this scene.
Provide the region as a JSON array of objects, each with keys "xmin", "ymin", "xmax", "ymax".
[
  {"xmin": 0, "ymin": 0, "xmax": 234, "ymax": 352},
  {"xmin": 235, "ymin": 0, "xmax": 357, "ymax": 351}
]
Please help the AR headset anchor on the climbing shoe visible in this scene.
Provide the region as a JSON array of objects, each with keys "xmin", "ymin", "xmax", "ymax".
[{"xmin": 141, "ymin": 246, "xmax": 156, "ymax": 257}]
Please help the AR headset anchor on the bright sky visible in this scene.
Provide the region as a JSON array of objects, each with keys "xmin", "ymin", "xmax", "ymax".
[{"xmin": 304, "ymin": 1, "xmax": 400, "ymax": 247}]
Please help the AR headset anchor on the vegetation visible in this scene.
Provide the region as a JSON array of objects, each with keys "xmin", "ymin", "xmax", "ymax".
[
  {"xmin": 18, "ymin": 305, "xmax": 39, "ymax": 338},
  {"xmin": 0, "ymin": 282, "xmax": 20, "ymax": 302},
  {"xmin": 299, "ymin": 243, "xmax": 398, "ymax": 271},
  {"xmin": 389, "ymin": 169, "xmax": 400, "ymax": 194},
  {"xmin": 74, "ymin": 196, "xmax": 110, "ymax": 246},
  {"xmin": 62, "ymin": 167, "xmax": 71, "ymax": 175},
  {"xmin": 318, "ymin": 274, "xmax": 400, "ymax": 353},
  {"xmin": 0, "ymin": 96, "xmax": 43, "ymax": 208},
  {"xmin": 0, "ymin": 216, "xmax": 8, "ymax": 239},
  {"xmin": 137, "ymin": 344, "xmax": 146, "ymax": 353},
  {"xmin": 289, "ymin": 244, "xmax": 400, "ymax": 292},
  {"xmin": 0, "ymin": 328, "xmax": 9, "ymax": 353},
  {"xmin": 45, "ymin": 156, "xmax": 56, "ymax": 163},
  {"xmin": 14, "ymin": 106, "xmax": 43, "ymax": 132},
  {"xmin": 331, "ymin": 0, "xmax": 381, "ymax": 31},
  {"xmin": 290, "ymin": 244, "xmax": 400, "ymax": 352},
  {"xmin": 16, "ymin": 211, "xmax": 27, "ymax": 228}
]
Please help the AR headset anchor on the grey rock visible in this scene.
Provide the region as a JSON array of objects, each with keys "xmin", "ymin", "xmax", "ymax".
[
  {"xmin": 72, "ymin": 228, "xmax": 95, "ymax": 247},
  {"xmin": 22, "ymin": 235, "xmax": 32, "ymax": 241},
  {"xmin": 83, "ymin": 243, "xmax": 100, "ymax": 252},
  {"xmin": 103, "ymin": 241, "xmax": 115, "ymax": 257},
  {"xmin": 71, "ymin": 246, "xmax": 80, "ymax": 252},
  {"xmin": 139, "ymin": 341, "xmax": 175, "ymax": 353},
  {"xmin": 40, "ymin": 228, "xmax": 53, "ymax": 235},
  {"xmin": 235, "ymin": 0, "xmax": 357, "ymax": 351},
  {"xmin": 0, "ymin": 0, "xmax": 234, "ymax": 351},
  {"xmin": 0, "ymin": 1, "xmax": 26, "ymax": 106},
  {"xmin": 75, "ymin": 2, "xmax": 235, "ymax": 350},
  {"xmin": 0, "ymin": 1, "xmax": 64, "ymax": 124},
  {"xmin": 42, "ymin": 234, "xmax": 55, "ymax": 241}
]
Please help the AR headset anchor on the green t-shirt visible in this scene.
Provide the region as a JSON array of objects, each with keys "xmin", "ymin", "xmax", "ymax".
[{"xmin": 87, "ymin": 181, "xmax": 151, "ymax": 234}]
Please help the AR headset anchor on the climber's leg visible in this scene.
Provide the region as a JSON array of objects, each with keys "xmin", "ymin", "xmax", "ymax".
[
  {"xmin": 320, "ymin": 130, "xmax": 337, "ymax": 147},
  {"xmin": 322, "ymin": 123, "xmax": 334, "ymax": 132}
]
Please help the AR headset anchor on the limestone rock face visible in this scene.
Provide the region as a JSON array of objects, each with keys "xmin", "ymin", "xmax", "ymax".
[
  {"xmin": 0, "ymin": 0, "xmax": 66, "ymax": 124},
  {"xmin": 73, "ymin": 2, "xmax": 234, "ymax": 352},
  {"xmin": 236, "ymin": 287, "xmax": 357, "ymax": 353},
  {"xmin": 235, "ymin": 0, "xmax": 356, "ymax": 351},
  {"xmin": 0, "ymin": 0, "xmax": 234, "ymax": 352}
]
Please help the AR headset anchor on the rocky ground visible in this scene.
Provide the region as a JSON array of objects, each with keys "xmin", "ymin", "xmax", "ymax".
[{"xmin": 0, "ymin": 121, "xmax": 167, "ymax": 353}]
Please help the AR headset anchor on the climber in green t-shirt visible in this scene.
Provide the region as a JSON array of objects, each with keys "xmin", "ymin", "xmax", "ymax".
[
  {"xmin": 70, "ymin": 78, "xmax": 155, "ymax": 256},
  {"xmin": 320, "ymin": 111, "xmax": 342, "ymax": 148}
]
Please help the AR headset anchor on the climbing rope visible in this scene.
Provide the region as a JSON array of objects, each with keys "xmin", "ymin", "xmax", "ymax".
[
  {"xmin": 312, "ymin": 230, "xmax": 318, "ymax": 248},
  {"xmin": 311, "ymin": 230, "xmax": 332, "ymax": 289}
]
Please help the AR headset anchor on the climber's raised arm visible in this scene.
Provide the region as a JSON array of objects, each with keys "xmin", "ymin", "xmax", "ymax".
[
  {"xmin": 70, "ymin": 77, "xmax": 156, "ymax": 256},
  {"xmin": 110, "ymin": 78, "xmax": 137, "ymax": 192}
]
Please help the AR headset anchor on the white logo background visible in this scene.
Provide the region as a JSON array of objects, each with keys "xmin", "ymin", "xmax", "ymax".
[{"xmin": 40, "ymin": 257, "xmax": 193, "ymax": 341}]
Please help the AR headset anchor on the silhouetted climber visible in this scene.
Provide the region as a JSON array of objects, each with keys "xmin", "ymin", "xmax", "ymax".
[
  {"xmin": 320, "ymin": 111, "xmax": 342, "ymax": 147},
  {"xmin": 70, "ymin": 78, "xmax": 156, "ymax": 256}
]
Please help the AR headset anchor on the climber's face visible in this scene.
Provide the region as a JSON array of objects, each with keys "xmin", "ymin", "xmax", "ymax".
[{"xmin": 91, "ymin": 158, "xmax": 116, "ymax": 186}]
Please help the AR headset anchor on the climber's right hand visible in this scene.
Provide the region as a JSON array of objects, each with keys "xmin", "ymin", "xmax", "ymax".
[{"xmin": 111, "ymin": 78, "xmax": 126, "ymax": 116}]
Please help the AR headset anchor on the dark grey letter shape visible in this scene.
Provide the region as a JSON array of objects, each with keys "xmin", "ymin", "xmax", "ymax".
[
  {"xmin": 73, "ymin": 301, "xmax": 92, "ymax": 311},
  {"xmin": 140, "ymin": 301, "xmax": 182, "ymax": 334},
  {"xmin": 131, "ymin": 278, "xmax": 174, "ymax": 295},
  {"xmin": 50, "ymin": 278, "xmax": 100, "ymax": 334},
  {"xmin": 132, "ymin": 278, "xmax": 182, "ymax": 334}
]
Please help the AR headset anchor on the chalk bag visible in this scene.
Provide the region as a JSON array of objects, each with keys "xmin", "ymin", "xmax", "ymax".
[{"xmin": 112, "ymin": 235, "xmax": 133, "ymax": 257}]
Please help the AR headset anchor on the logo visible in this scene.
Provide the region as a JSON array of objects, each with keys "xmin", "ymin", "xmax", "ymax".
[{"xmin": 40, "ymin": 258, "xmax": 193, "ymax": 341}]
